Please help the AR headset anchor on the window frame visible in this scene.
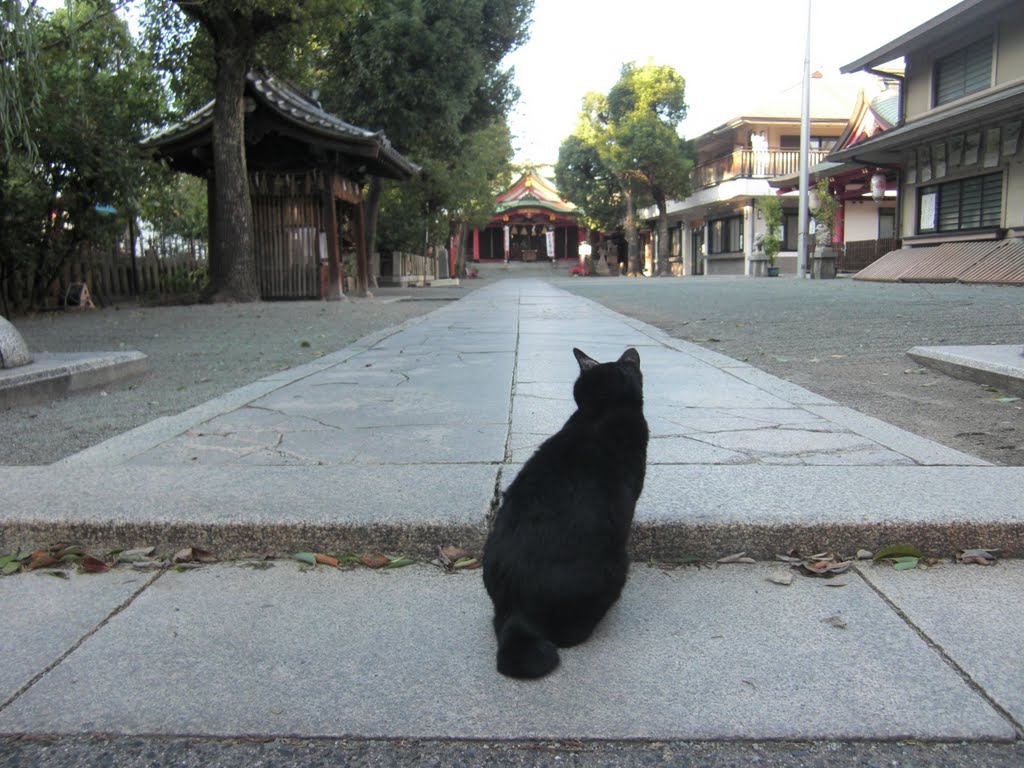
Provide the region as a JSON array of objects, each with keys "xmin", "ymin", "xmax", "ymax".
[
  {"xmin": 707, "ymin": 214, "xmax": 744, "ymax": 255},
  {"xmin": 878, "ymin": 208, "xmax": 896, "ymax": 240},
  {"xmin": 933, "ymin": 35, "xmax": 994, "ymax": 107},
  {"xmin": 917, "ymin": 172, "xmax": 1002, "ymax": 234}
]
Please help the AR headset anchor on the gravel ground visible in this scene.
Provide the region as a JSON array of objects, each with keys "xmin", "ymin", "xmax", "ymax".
[
  {"xmin": 0, "ymin": 285, "xmax": 480, "ymax": 465},
  {"xmin": 2, "ymin": 267, "xmax": 1022, "ymax": 466},
  {"xmin": 561, "ymin": 275, "xmax": 1024, "ymax": 466}
]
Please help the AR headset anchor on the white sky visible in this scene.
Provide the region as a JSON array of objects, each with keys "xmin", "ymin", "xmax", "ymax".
[{"xmin": 505, "ymin": 0, "xmax": 963, "ymax": 165}]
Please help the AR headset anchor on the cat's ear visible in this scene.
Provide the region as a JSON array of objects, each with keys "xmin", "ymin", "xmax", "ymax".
[
  {"xmin": 619, "ymin": 348, "xmax": 641, "ymax": 368},
  {"xmin": 573, "ymin": 347, "xmax": 600, "ymax": 372}
]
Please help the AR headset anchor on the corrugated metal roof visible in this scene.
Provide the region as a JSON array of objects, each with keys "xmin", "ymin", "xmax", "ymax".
[{"xmin": 854, "ymin": 238, "xmax": 1024, "ymax": 285}]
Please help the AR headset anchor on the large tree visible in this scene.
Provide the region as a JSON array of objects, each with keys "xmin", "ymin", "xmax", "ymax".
[
  {"xmin": 320, "ymin": 0, "xmax": 531, "ymax": 272},
  {"xmin": 561, "ymin": 62, "xmax": 692, "ymax": 275},
  {"xmin": 168, "ymin": 0, "xmax": 306, "ymax": 302}
]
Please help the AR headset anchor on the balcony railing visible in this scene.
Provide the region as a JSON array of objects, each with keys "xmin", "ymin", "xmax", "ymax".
[{"xmin": 694, "ymin": 148, "xmax": 831, "ymax": 189}]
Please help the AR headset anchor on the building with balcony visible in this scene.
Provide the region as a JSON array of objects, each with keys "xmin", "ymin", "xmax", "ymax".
[
  {"xmin": 652, "ymin": 72, "xmax": 871, "ymax": 276},
  {"xmin": 772, "ymin": 83, "xmax": 902, "ymax": 273},
  {"xmin": 829, "ymin": 0, "xmax": 1024, "ymax": 284}
]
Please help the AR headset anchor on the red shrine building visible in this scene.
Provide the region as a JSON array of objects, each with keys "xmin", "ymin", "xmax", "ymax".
[{"xmin": 470, "ymin": 170, "xmax": 584, "ymax": 262}]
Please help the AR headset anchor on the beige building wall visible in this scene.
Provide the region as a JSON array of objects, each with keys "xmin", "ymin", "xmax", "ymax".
[
  {"xmin": 905, "ymin": 3, "xmax": 1024, "ymax": 120},
  {"xmin": 844, "ymin": 201, "xmax": 894, "ymax": 241}
]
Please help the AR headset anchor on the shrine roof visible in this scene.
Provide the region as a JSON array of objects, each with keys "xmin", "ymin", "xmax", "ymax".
[
  {"xmin": 141, "ymin": 70, "xmax": 418, "ymax": 180},
  {"xmin": 494, "ymin": 169, "xmax": 576, "ymax": 215}
]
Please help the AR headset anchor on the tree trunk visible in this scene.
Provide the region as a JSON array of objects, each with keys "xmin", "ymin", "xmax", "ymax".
[
  {"xmin": 204, "ymin": 41, "xmax": 260, "ymax": 302},
  {"xmin": 453, "ymin": 222, "xmax": 468, "ymax": 278},
  {"xmin": 363, "ymin": 177, "xmax": 383, "ymax": 270},
  {"xmin": 655, "ymin": 194, "xmax": 670, "ymax": 276},
  {"xmin": 623, "ymin": 184, "xmax": 640, "ymax": 276}
]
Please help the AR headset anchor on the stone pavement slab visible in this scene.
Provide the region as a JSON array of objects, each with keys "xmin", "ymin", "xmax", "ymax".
[
  {"xmin": 860, "ymin": 559, "xmax": 1024, "ymax": 727},
  {"xmin": 0, "ymin": 563, "xmax": 1016, "ymax": 741},
  {"xmin": 0, "ymin": 569, "xmax": 155, "ymax": 705}
]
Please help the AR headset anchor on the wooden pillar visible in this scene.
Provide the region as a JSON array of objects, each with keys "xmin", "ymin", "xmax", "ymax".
[
  {"xmin": 355, "ymin": 199, "xmax": 370, "ymax": 297},
  {"xmin": 322, "ymin": 172, "xmax": 344, "ymax": 300},
  {"xmin": 473, "ymin": 228, "xmax": 480, "ymax": 262}
]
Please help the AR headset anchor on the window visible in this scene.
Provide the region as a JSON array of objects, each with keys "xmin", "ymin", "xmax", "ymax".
[
  {"xmin": 782, "ymin": 212, "xmax": 800, "ymax": 251},
  {"xmin": 780, "ymin": 135, "xmax": 834, "ymax": 151},
  {"xmin": 918, "ymin": 173, "xmax": 1002, "ymax": 233},
  {"xmin": 708, "ymin": 215, "xmax": 743, "ymax": 254},
  {"xmin": 878, "ymin": 209, "xmax": 896, "ymax": 239},
  {"xmin": 934, "ymin": 36, "xmax": 993, "ymax": 106}
]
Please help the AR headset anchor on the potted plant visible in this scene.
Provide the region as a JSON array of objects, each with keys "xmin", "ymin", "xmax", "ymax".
[{"xmin": 758, "ymin": 195, "xmax": 782, "ymax": 276}]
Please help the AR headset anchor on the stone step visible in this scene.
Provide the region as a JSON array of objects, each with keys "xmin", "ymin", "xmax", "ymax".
[{"xmin": 3, "ymin": 463, "xmax": 1022, "ymax": 560}]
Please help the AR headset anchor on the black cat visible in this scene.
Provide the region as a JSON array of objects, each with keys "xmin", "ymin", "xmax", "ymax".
[{"xmin": 483, "ymin": 347, "xmax": 649, "ymax": 679}]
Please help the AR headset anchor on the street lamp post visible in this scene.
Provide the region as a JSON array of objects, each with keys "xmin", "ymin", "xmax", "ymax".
[{"xmin": 797, "ymin": 0, "xmax": 813, "ymax": 279}]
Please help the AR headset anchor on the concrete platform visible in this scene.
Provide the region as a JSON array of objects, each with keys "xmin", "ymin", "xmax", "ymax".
[
  {"xmin": 0, "ymin": 350, "xmax": 148, "ymax": 409},
  {"xmin": 0, "ymin": 562, "xmax": 1019, "ymax": 741},
  {"xmin": 908, "ymin": 344, "xmax": 1024, "ymax": 398}
]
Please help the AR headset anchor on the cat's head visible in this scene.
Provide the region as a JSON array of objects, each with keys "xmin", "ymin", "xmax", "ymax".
[{"xmin": 571, "ymin": 347, "xmax": 643, "ymax": 406}]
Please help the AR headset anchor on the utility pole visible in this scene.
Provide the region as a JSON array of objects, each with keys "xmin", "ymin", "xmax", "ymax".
[{"xmin": 797, "ymin": 0, "xmax": 812, "ymax": 279}]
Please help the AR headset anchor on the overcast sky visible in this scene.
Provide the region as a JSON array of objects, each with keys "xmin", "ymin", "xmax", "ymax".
[{"xmin": 505, "ymin": 0, "xmax": 963, "ymax": 165}]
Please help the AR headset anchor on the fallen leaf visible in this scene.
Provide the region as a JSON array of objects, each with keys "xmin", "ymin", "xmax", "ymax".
[
  {"xmin": 118, "ymin": 547, "xmax": 157, "ymax": 563},
  {"xmin": 191, "ymin": 547, "xmax": 218, "ymax": 563},
  {"xmin": 856, "ymin": 549, "xmax": 873, "ymax": 560},
  {"xmin": 292, "ymin": 552, "xmax": 318, "ymax": 566},
  {"xmin": 314, "ymin": 553, "xmax": 339, "ymax": 567},
  {"xmin": 823, "ymin": 615, "xmax": 848, "ymax": 630},
  {"xmin": 2, "ymin": 559, "xmax": 23, "ymax": 575},
  {"xmin": 767, "ymin": 572, "xmax": 793, "ymax": 586},
  {"xmin": 873, "ymin": 545, "xmax": 923, "ymax": 561},
  {"xmin": 904, "ymin": 367, "xmax": 928, "ymax": 375},
  {"xmin": 718, "ymin": 552, "xmax": 756, "ymax": 564},
  {"xmin": 889, "ymin": 556, "xmax": 920, "ymax": 571},
  {"xmin": 384, "ymin": 556, "xmax": 415, "ymax": 569},
  {"xmin": 957, "ymin": 548, "xmax": 998, "ymax": 565},
  {"xmin": 823, "ymin": 581, "xmax": 848, "ymax": 587},
  {"xmin": 79, "ymin": 556, "xmax": 110, "ymax": 573},
  {"xmin": 23, "ymin": 554, "xmax": 60, "ymax": 571},
  {"xmin": 994, "ymin": 396, "xmax": 1021, "ymax": 403},
  {"xmin": 452, "ymin": 557, "xmax": 481, "ymax": 570},
  {"xmin": 359, "ymin": 553, "xmax": 390, "ymax": 569},
  {"xmin": 438, "ymin": 545, "xmax": 473, "ymax": 567},
  {"xmin": 775, "ymin": 554, "xmax": 803, "ymax": 564}
]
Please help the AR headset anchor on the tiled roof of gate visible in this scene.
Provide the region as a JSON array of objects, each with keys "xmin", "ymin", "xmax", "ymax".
[{"xmin": 142, "ymin": 70, "xmax": 418, "ymax": 179}]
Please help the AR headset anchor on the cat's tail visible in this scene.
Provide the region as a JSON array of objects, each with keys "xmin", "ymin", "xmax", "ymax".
[{"xmin": 496, "ymin": 613, "xmax": 559, "ymax": 679}]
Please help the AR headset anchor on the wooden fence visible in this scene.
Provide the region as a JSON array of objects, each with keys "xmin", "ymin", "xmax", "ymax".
[
  {"xmin": 837, "ymin": 238, "xmax": 901, "ymax": 273},
  {"xmin": 1, "ymin": 236, "xmax": 207, "ymax": 312},
  {"xmin": 251, "ymin": 174, "xmax": 324, "ymax": 300}
]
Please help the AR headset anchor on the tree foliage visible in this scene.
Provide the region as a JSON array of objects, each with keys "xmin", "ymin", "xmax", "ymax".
[
  {"xmin": 1, "ymin": 0, "xmax": 164, "ymax": 311},
  {"xmin": 321, "ymin": 0, "xmax": 531, "ymax": 265},
  {"xmin": 558, "ymin": 61, "xmax": 692, "ymax": 275},
  {"xmin": 757, "ymin": 194, "xmax": 782, "ymax": 266},
  {"xmin": 1, "ymin": 0, "xmax": 43, "ymax": 162},
  {"xmin": 555, "ymin": 134, "xmax": 623, "ymax": 233}
]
